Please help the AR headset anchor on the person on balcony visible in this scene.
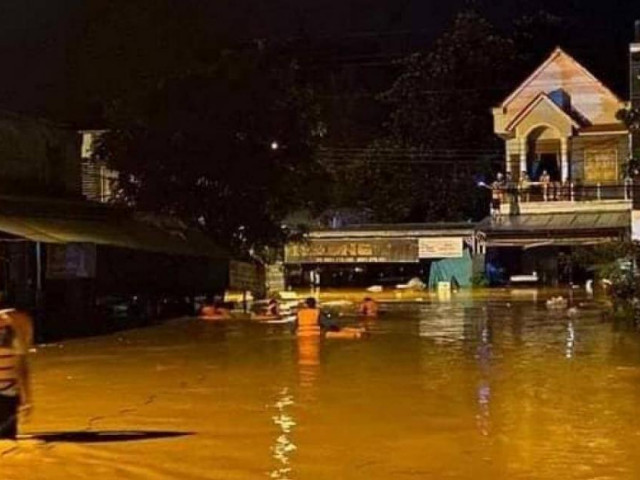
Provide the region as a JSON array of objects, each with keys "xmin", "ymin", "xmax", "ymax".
[
  {"xmin": 518, "ymin": 171, "xmax": 531, "ymax": 202},
  {"xmin": 624, "ymin": 170, "xmax": 634, "ymax": 200},
  {"xmin": 490, "ymin": 173, "xmax": 505, "ymax": 219},
  {"xmin": 540, "ymin": 170, "xmax": 551, "ymax": 201}
]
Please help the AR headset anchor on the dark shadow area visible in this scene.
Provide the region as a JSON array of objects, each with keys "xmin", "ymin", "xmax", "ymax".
[{"xmin": 21, "ymin": 430, "xmax": 193, "ymax": 444}]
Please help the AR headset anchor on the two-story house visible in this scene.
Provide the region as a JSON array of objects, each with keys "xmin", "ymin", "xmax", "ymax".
[
  {"xmin": 493, "ymin": 47, "xmax": 629, "ymax": 204},
  {"xmin": 480, "ymin": 47, "xmax": 632, "ymax": 284}
]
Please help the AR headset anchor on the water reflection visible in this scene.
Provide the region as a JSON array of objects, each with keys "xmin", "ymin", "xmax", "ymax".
[
  {"xmin": 418, "ymin": 305, "xmax": 467, "ymax": 344},
  {"xmin": 565, "ymin": 320, "xmax": 575, "ymax": 359},
  {"xmin": 269, "ymin": 327, "xmax": 324, "ymax": 479},
  {"xmin": 297, "ymin": 335, "xmax": 320, "ymax": 390},
  {"xmin": 475, "ymin": 316, "xmax": 492, "ymax": 438},
  {"xmin": 270, "ymin": 387, "xmax": 297, "ymax": 479}
]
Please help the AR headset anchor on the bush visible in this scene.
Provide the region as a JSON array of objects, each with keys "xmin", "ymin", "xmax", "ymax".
[{"xmin": 471, "ymin": 272, "xmax": 489, "ymax": 287}]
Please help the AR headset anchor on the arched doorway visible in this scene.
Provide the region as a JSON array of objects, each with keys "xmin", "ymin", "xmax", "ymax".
[{"xmin": 527, "ymin": 126, "xmax": 561, "ymax": 181}]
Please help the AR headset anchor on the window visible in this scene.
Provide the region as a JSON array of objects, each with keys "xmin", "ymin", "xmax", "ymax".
[{"xmin": 584, "ymin": 149, "xmax": 618, "ymax": 183}]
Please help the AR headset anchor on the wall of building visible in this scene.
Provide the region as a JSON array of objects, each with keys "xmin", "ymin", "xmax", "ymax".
[
  {"xmin": 0, "ymin": 113, "xmax": 81, "ymax": 196},
  {"xmin": 80, "ymin": 130, "xmax": 118, "ymax": 203}
]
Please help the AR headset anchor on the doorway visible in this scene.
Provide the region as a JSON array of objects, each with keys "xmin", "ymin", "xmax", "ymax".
[{"xmin": 536, "ymin": 153, "xmax": 560, "ymax": 181}]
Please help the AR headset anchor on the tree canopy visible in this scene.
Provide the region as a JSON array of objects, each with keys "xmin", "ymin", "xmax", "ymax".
[
  {"xmin": 94, "ymin": 47, "xmax": 327, "ymax": 255},
  {"xmin": 324, "ymin": 12, "xmax": 520, "ymax": 223},
  {"xmin": 323, "ymin": 10, "xmax": 572, "ymax": 224}
]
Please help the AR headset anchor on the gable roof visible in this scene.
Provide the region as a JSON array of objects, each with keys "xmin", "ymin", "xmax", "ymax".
[
  {"xmin": 505, "ymin": 92, "xmax": 580, "ymax": 132},
  {"xmin": 500, "ymin": 47, "xmax": 623, "ymax": 109}
]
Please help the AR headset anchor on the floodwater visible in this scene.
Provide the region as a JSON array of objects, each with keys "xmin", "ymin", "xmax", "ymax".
[{"xmin": 3, "ymin": 289, "xmax": 640, "ymax": 480}]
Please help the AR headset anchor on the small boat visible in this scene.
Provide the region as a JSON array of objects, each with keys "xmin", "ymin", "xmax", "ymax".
[
  {"xmin": 254, "ymin": 314, "xmax": 296, "ymax": 324},
  {"xmin": 326, "ymin": 327, "xmax": 366, "ymax": 339}
]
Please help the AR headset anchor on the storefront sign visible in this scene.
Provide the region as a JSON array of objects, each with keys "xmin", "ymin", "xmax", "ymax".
[
  {"xmin": 285, "ymin": 239, "xmax": 418, "ymax": 263},
  {"xmin": 418, "ymin": 237, "xmax": 463, "ymax": 259},
  {"xmin": 46, "ymin": 243, "xmax": 97, "ymax": 279}
]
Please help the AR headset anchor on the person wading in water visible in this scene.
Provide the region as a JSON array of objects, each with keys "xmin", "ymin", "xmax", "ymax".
[
  {"xmin": 296, "ymin": 298, "xmax": 365, "ymax": 339},
  {"xmin": 0, "ymin": 308, "xmax": 33, "ymax": 440}
]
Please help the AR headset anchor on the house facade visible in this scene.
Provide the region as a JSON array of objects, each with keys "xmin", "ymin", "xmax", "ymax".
[
  {"xmin": 478, "ymin": 47, "xmax": 633, "ymax": 284},
  {"xmin": 493, "ymin": 47, "xmax": 629, "ymax": 191}
]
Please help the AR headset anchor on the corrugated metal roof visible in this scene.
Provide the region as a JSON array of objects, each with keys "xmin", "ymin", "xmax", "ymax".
[
  {"xmin": 309, "ymin": 223, "xmax": 476, "ymax": 239},
  {"xmin": 479, "ymin": 211, "xmax": 630, "ymax": 233},
  {"xmin": 0, "ymin": 213, "xmax": 227, "ymax": 258}
]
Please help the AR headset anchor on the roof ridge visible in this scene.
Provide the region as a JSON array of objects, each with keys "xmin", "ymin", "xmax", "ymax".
[
  {"xmin": 505, "ymin": 91, "xmax": 579, "ymax": 132},
  {"xmin": 499, "ymin": 47, "xmax": 623, "ymax": 109}
]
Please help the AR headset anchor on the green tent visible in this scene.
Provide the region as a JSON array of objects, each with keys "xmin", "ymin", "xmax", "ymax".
[{"xmin": 428, "ymin": 249, "xmax": 473, "ymax": 288}]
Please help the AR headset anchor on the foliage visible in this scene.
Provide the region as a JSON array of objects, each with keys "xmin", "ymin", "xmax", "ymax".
[
  {"xmin": 572, "ymin": 242, "xmax": 637, "ymax": 276},
  {"xmin": 616, "ymin": 107, "xmax": 640, "ymax": 133},
  {"xmin": 93, "ymin": 47, "xmax": 327, "ymax": 255},
  {"xmin": 471, "ymin": 272, "xmax": 490, "ymax": 288},
  {"xmin": 384, "ymin": 11, "xmax": 517, "ymax": 149},
  {"xmin": 327, "ymin": 11, "xmax": 541, "ymax": 223},
  {"xmin": 573, "ymin": 241, "xmax": 640, "ymax": 304},
  {"xmin": 617, "ymin": 107, "xmax": 640, "ymax": 168}
]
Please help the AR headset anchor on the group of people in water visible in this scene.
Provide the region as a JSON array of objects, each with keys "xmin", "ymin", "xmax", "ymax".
[{"xmin": 199, "ymin": 295, "xmax": 379, "ymax": 339}]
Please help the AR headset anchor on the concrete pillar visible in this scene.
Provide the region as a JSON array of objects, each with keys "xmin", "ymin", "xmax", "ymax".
[
  {"xmin": 519, "ymin": 138, "xmax": 527, "ymax": 175},
  {"xmin": 504, "ymin": 148, "xmax": 511, "ymax": 174},
  {"xmin": 560, "ymin": 138, "xmax": 569, "ymax": 182}
]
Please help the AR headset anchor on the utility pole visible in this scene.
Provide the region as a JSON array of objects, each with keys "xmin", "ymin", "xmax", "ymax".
[{"xmin": 630, "ymin": 21, "xmax": 640, "ymax": 158}]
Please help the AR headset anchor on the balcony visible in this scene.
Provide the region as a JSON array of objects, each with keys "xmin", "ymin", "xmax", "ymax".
[{"xmin": 497, "ymin": 183, "xmax": 633, "ymax": 216}]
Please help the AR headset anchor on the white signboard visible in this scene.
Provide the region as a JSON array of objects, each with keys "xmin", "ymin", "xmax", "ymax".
[{"xmin": 418, "ymin": 237, "xmax": 463, "ymax": 259}]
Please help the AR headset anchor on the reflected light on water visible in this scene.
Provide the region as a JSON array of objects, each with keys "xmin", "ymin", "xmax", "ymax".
[
  {"xmin": 566, "ymin": 320, "xmax": 575, "ymax": 359},
  {"xmin": 270, "ymin": 387, "xmax": 297, "ymax": 479},
  {"xmin": 297, "ymin": 336, "xmax": 320, "ymax": 390},
  {"xmin": 476, "ymin": 382, "xmax": 492, "ymax": 437},
  {"xmin": 476, "ymin": 321, "xmax": 492, "ymax": 437}
]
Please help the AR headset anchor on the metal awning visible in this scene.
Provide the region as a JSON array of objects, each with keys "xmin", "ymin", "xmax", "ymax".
[
  {"xmin": 487, "ymin": 237, "xmax": 618, "ymax": 248},
  {"xmin": 478, "ymin": 211, "xmax": 630, "ymax": 233},
  {"xmin": 0, "ymin": 213, "xmax": 227, "ymax": 258}
]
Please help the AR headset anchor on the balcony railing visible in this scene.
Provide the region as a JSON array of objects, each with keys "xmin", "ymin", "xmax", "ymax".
[
  {"xmin": 496, "ymin": 182, "xmax": 632, "ymax": 203},
  {"xmin": 493, "ymin": 182, "xmax": 635, "ymax": 215}
]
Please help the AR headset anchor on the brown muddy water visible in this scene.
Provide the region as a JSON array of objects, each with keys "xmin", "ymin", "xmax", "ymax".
[{"xmin": 3, "ymin": 289, "xmax": 640, "ymax": 480}]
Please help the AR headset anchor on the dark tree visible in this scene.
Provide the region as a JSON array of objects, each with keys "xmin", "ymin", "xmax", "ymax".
[
  {"xmin": 327, "ymin": 12, "xmax": 518, "ymax": 223},
  {"xmin": 384, "ymin": 11, "xmax": 517, "ymax": 149},
  {"xmin": 94, "ymin": 47, "xmax": 326, "ymax": 255},
  {"xmin": 616, "ymin": 107, "xmax": 640, "ymax": 171}
]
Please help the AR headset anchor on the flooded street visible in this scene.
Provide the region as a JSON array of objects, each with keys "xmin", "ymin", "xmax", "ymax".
[{"xmin": 3, "ymin": 289, "xmax": 640, "ymax": 479}]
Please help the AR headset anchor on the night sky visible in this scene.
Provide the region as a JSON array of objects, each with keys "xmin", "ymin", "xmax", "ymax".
[{"xmin": 1, "ymin": 0, "xmax": 639, "ymax": 120}]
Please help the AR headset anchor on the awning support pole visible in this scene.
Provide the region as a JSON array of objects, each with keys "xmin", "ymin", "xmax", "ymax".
[{"xmin": 35, "ymin": 242, "xmax": 42, "ymax": 295}]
